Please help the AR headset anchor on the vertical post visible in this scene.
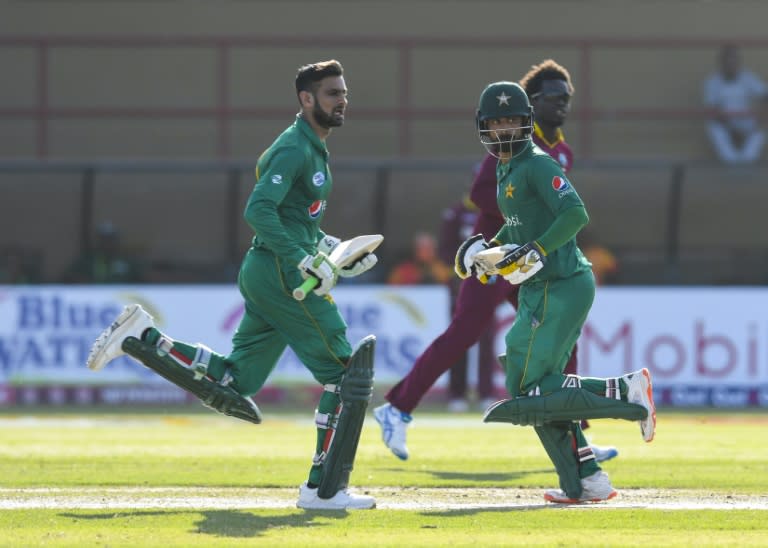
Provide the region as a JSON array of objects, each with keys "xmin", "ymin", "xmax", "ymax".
[
  {"xmin": 373, "ymin": 165, "xmax": 390, "ymax": 239},
  {"xmin": 36, "ymin": 42, "xmax": 48, "ymax": 158},
  {"xmin": 664, "ymin": 163, "xmax": 685, "ymax": 283},
  {"xmin": 579, "ymin": 42, "xmax": 593, "ymax": 160},
  {"xmin": 398, "ymin": 42, "xmax": 412, "ymax": 156},
  {"xmin": 227, "ymin": 167, "xmax": 241, "ymax": 267},
  {"xmin": 80, "ymin": 167, "xmax": 96, "ymax": 254},
  {"xmin": 217, "ymin": 42, "xmax": 230, "ymax": 159}
]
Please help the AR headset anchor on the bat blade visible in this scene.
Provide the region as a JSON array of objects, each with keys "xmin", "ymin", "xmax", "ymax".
[
  {"xmin": 292, "ymin": 234, "xmax": 384, "ymax": 300},
  {"xmin": 328, "ymin": 234, "xmax": 384, "ymax": 269},
  {"xmin": 473, "ymin": 247, "xmax": 508, "ymax": 275}
]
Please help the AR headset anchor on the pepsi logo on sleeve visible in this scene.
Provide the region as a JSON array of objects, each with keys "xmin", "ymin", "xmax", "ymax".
[{"xmin": 552, "ymin": 175, "xmax": 574, "ymax": 197}]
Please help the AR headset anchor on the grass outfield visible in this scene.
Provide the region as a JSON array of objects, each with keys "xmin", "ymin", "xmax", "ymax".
[{"xmin": 0, "ymin": 408, "xmax": 766, "ymax": 546}]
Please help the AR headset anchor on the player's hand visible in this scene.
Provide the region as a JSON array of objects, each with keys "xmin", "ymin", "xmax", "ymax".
[
  {"xmin": 339, "ymin": 252, "xmax": 378, "ymax": 278},
  {"xmin": 496, "ymin": 241, "xmax": 546, "ymax": 285},
  {"xmin": 454, "ymin": 234, "xmax": 490, "ymax": 279},
  {"xmin": 298, "ymin": 252, "xmax": 338, "ymax": 296},
  {"xmin": 317, "ymin": 234, "xmax": 342, "ymax": 255}
]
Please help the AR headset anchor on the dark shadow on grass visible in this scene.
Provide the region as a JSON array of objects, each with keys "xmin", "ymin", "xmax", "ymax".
[
  {"xmin": 61, "ymin": 509, "xmax": 349, "ymax": 539},
  {"xmin": 377, "ymin": 466, "xmax": 553, "ymax": 483},
  {"xmin": 194, "ymin": 510, "xmax": 349, "ymax": 538},
  {"xmin": 428, "ymin": 468, "xmax": 554, "ymax": 482}
]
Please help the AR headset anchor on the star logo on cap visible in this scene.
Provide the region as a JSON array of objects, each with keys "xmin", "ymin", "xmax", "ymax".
[{"xmin": 497, "ymin": 92, "xmax": 510, "ymax": 106}]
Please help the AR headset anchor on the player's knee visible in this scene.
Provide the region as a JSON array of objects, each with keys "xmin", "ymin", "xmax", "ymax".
[{"xmin": 314, "ymin": 366, "xmax": 345, "ymax": 387}]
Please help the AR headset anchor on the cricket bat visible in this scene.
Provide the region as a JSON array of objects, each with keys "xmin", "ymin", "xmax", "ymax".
[
  {"xmin": 292, "ymin": 234, "xmax": 384, "ymax": 301},
  {"xmin": 472, "ymin": 246, "xmax": 511, "ymax": 276}
]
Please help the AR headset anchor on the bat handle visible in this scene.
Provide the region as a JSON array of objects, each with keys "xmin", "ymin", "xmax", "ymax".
[{"xmin": 292, "ymin": 277, "xmax": 319, "ymax": 300}]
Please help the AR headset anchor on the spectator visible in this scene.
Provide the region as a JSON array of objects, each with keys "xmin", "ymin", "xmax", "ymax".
[
  {"xmin": 438, "ymin": 190, "xmax": 497, "ymax": 412},
  {"xmin": 704, "ymin": 44, "xmax": 768, "ymax": 165},
  {"xmin": 579, "ymin": 229, "xmax": 619, "ymax": 286},
  {"xmin": 62, "ymin": 221, "xmax": 144, "ymax": 284},
  {"xmin": 387, "ymin": 232, "xmax": 452, "ymax": 285}
]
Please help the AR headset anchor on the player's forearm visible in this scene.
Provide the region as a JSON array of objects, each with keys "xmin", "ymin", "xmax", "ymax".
[{"xmin": 536, "ymin": 206, "xmax": 589, "ymax": 254}]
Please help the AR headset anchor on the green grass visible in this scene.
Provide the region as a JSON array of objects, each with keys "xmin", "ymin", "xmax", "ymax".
[
  {"xmin": 0, "ymin": 409, "xmax": 766, "ymax": 546},
  {"xmin": 1, "ymin": 509, "xmax": 766, "ymax": 547}
]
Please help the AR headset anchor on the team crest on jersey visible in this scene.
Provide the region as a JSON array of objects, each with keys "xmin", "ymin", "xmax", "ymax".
[
  {"xmin": 271, "ymin": 174, "xmax": 283, "ymax": 184},
  {"xmin": 552, "ymin": 176, "xmax": 570, "ymax": 191},
  {"xmin": 308, "ymin": 200, "xmax": 326, "ymax": 219},
  {"xmin": 312, "ymin": 171, "xmax": 326, "ymax": 187}
]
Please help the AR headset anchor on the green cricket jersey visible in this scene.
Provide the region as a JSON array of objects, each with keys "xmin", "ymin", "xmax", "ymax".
[
  {"xmin": 494, "ymin": 141, "xmax": 592, "ymax": 282},
  {"xmin": 245, "ymin": 114, "xmax": 333, "ymax": 266}
]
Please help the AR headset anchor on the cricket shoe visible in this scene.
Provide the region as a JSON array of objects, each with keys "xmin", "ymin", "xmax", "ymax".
[
  {"xmin": 373, "ymin": 403, "xmax": 412, "ymax": 460},
  {"xmin": 544, "ymin": 470, "xmax": 618, "ymax": 503},
  {"xmin": 624, "ymin": 367, "xmax": 656, "ymax": 442},
  {"xmin": 86, "ymin": 304, "xmax": 155, "ymax": 371},
  {"xmin": 296, "ymin": 482, "xmax": 375, "ymax": 510},
  {"xmin": 590, "ymin": 444, "xmax": 619, "ymax": 463}
]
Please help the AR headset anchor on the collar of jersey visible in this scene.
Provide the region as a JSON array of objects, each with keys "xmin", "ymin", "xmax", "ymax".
[
  {"xmin": 295, "ymin": 114, "xmax": 329, "ymax": 157},
  {"xmin": 534, "ymin": 122, "xmax": 564, "ymax": 148}
]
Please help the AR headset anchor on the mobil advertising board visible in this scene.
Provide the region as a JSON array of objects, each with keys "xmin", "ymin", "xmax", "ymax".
[
  {"xmin": 0, "ymin": 285, "xmax": 766, "ymax": 407},
  {"xmin": 494, "ymin": 287, "xmax": 768, "ymax": 408},
  {"xmin": 579, "ymin": 287, "xmax": 768, "ymax": 407}
]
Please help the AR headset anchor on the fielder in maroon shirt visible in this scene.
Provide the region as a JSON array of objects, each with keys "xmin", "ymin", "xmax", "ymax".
[{"xmin": 374, "ymin": 60, "xmax": 618, "ymax": 463}]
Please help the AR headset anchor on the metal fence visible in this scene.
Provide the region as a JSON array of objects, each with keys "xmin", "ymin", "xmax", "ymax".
[{"xmin": 2, "ymin": 158, "xmax": 766, "ymax": 285}]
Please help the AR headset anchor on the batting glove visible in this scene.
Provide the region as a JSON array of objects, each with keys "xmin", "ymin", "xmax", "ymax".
[
  {"xmin": 298, "ymin": 252, "xmax": 338, "ymax": 296},
  {"xmin": 454, "ymin": 234, "xmax": 490, "ymax": 279},
  {"xmin": 339, "ymin": 252, "xmax": 378, "ymax": 278},
  {"xmin": 317, "ymin": 234, "xmax": 342, "ymax": 255},
  {"xmin": 496, "ymin": 241, "xmax": 547, "ymax": 285}
]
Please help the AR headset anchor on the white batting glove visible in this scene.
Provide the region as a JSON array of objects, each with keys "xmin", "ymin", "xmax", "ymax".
[
  {"xmin": 454, "ymin": 234, "xmax": 490, "ymax": 279},
  {"xmin": 339, "ymin": 252, "xmax": 378, "ymax": 278},
  {"xmin": 496, "ymin": 242, "xmax": 546, "ymax": 285},
  {"xmin": 298, "ymin": 252, "xmax": 338, "ymax": 296},
  {"xmin": 317, "ymin": 234, "xmax": 341, "ymax": 256}
]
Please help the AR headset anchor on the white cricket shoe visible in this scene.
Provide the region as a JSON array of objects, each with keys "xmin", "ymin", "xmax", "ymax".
[
  {"xmin": 544, "ymin": 470, "xmax": 618, "ymax": 503},
  {"xmin": 86, "ymin": 304, "xmax": 155, "ymax": 371},
  {"xmin": 373, "ymin": 403, "xmax": 412, "ymax": 460},
  {"xmin": 624, "ymin": 367, "xmax": 657, "ymax": 442},
  {"xmin": 296, "ymin": 482, "xmax": 375, "ymax": 510},
  {"xmin": 590, "ymin": 444, "xmax": 619, "ymax": 463}
]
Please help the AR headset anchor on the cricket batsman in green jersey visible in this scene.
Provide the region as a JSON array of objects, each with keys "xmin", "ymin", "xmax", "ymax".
[
  {"xmin": 86, "ymin": 60, "xmax": 378, "ymax": 510},
  {"xmin": 455, "ymin": 81, "xmax": 658, "ymax": 503}
]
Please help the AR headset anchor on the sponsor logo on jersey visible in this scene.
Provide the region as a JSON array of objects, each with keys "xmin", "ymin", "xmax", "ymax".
[
  {"xmin": 308, "ymin": 200, "xmax": 326, "ymax": 219},
  {"xmin": 312, "ymin": 172, "xmax": 326, "ymax": 186},
  {"xmin": 271, "ymin": 174, "xmax": 283, "ymax": 184},
  {"xmin": 551, "ymin": 175, "xmax": 570, "ymax": 191},
  {"xmin": 504, "ymin": 214, "xmax": 522, "ymax": 227}
]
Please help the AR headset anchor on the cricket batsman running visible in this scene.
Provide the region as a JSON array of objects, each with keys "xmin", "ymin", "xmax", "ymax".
[
  {"xmin": 457, "ymin": 81, "xmax": 656, "ymax": 503},
  {"xmin": 86, "ymin": 60, "xmax": 379, "ymax": 510}
]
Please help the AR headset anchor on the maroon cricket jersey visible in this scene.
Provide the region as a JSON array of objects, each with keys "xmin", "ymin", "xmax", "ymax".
[{"xmin": 532, "ymin": 123, "xmax": 573, "ymax": 174}]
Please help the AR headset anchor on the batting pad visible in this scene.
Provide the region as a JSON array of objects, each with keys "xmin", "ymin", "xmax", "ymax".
[
  {"xmin": 483, "ymin": 388, "xmax": 647, "ymax": 426},
  {"xmin": 122, "ymin": 336, "xmax": 262, "ymax": 425},
  {"xmin": 318, "ymin": 335, "xmax": 375, "ymax": 499},
  {"xmin": 536, "ymin": 423, "xmax": 583, "ymax": 499}
]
